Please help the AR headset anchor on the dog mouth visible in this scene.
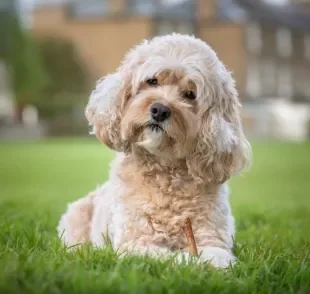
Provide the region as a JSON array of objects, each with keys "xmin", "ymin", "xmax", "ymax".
[{"xmin": 146, "ymin": 123, "xmax": 164, "ymax": 133}]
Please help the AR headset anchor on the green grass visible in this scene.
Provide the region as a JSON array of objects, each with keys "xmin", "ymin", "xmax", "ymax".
[{"xmin": 0, "ymin": 138, "xmax": 309, "ymax": 294}]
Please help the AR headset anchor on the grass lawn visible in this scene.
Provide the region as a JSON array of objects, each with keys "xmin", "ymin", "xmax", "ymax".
[{"xmin": 0, "ymin": 138, "xmax": 309, "ymax": 293}]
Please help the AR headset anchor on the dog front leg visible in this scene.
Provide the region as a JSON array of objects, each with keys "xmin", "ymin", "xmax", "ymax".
[
  {"xmin": 194, "ymin": 213, "xmax": 236, "ymax": 268},
  {"xmin": 118, "ymin": 239, "xmax": 191, "ymax": 263},
  {"xmin": 57, "ymin": 192, "xmax": 95, "ymax": 247},
  {"xmin": 197, "ymin": 246, "xmax": 236, "ymax": 268}
]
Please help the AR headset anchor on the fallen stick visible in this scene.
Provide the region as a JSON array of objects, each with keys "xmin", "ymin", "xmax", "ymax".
[{"xmin": 183, "ymin": 218, "xmax": 198, "ymax": 257}]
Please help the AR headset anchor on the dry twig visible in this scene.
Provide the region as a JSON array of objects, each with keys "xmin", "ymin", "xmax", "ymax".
[{"xmin": 183, "ymin": 218, "xmax": 198, "ymax": 257}]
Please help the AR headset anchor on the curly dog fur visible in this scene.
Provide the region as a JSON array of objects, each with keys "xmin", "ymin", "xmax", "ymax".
[{"xmin": 57, "ymin": 33, "xmax": 251, "ymax": 268}]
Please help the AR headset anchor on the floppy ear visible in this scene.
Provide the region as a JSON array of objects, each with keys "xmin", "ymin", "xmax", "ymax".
[
  {"xmin": 186, "ymin": 68, "xmax": 251, "ymax": 184},
  {"xmin": 85, "ymin": 40, "xmax": 150, "ymax": 151},
  {"xmin": 85, "ymin": 71, "xmax": 132, "ymax": 152}
]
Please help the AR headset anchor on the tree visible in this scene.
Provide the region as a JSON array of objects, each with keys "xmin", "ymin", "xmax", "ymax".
[
  {"xmin": 0, "ymin": 0, "xmax": 48, "ymax": 123},
  {"xmin": 35, "ymin": 37, "xmax": 91, "ymax": 120},
  {"xmin": 0, "ymin": 0, "xmax": 90, "ymax": 128}
]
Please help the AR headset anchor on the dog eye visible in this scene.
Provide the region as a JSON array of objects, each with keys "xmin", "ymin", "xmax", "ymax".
[
  {"xmin": 183, "ymin": 90, "xmax": 196, "ymax": 100},
  {"xmin": 146, "ymin": 78, "xmax": 158, "ymax": 86}
]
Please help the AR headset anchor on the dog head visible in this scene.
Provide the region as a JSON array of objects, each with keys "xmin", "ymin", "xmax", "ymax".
[{"xmin": 85, "ymin": 34, "xmax": 251, "ymax": 183}]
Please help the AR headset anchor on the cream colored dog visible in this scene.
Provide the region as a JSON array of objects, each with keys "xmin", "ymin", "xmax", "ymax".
[{"xmin": 57, "ymin": 33, "xmax": 251, "ymax": 268}]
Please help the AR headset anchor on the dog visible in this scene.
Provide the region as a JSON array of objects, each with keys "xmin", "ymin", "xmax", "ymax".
[{"xmin": 57, "ymin": 33, "xmax": 251, "ymax": 268}]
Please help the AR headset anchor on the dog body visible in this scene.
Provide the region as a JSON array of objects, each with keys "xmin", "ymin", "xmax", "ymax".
[{"xmin": 58, "ymin": 34, "xmax": 251, "ymax": 268}]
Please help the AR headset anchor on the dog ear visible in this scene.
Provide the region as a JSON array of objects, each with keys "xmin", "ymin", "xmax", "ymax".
[
  {"xmin": 85, "ymin": 40, "xmax": 149, "ymax": 151},
  {"xmin": 85, "ymin": 72, "xmax": 132, "ymax": 152},
  {"xmin": 186, "ymin": 67, "xmax": 251, "ymax": 184}
]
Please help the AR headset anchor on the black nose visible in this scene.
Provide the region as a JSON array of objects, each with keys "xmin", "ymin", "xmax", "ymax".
[{"xmin": 150, "ymin": 103, "xmax": 171, "ymax": 122}]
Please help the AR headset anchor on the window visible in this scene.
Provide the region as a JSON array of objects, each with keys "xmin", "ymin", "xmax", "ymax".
[
  {"xmin": 277, "ymin": 63, "xmax": 292, "ymax": 98},
  {"xmin": 304, "ymin": 34, "xmax": 310, "ymax": 98},
  {"xmin": 71, "ymin": 1, "xmax": 107, "ymax": 18},
  {"xmin": 131, "ymin": 0, "xmax": 155, "ymax": 15},
  {"xmin": 156, "ymin": 21, "xmax": 175, "ymax": 36},
  {"xmin": 304, "ymin": 34, "xmax": 310, "ymax": 60},
  {"xmin": 292, "ymin": 62, "xmax": 306, "ymax": 98},
  {"xmin": 176, "ymin": 22, "xmax": 194, "ymax": 35},
  {"xmin": 246, "ymin": 58, "xmax": 261, "ymax": 98},
  {"xmin": 156, "ymin": 21, "xmax": 194, "ymax": 36},
  {"xmin": 260, "ymin": 57, "xmax": 277, "ymax": 96},
  {"xmin": 246, "ymin": 22, "xmax": 262, "ymax": 54},
  {"xmin": 276, "ymin": 28, "xmax": 292, "ymax": 58},
  {"xmin": 261, "ymin": 58, "xmax": 277, "ymax": 96},
  {"xmin": 160, "ymin": 0, "xmax": 188, "ymax": 4},
  {"xmin": 263, "ymin": 0, "xmax": 290, "ymax": 4}
]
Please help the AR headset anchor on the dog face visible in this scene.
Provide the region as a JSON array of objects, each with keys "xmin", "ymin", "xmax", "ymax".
[
  {"xmin": 120, "ymin": 69, "xmax": 198, "ymax": 159},
  {"xmin": 86, "ymin": 34, "xmax": 251, "ymax": 183}
]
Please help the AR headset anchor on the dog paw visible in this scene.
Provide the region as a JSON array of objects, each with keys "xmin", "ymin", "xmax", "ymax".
[
  {"xmin": 173, "ymin": 252, "xmax": 192, "ymax": 264},
  {"xmin": 199, "ymin": 247, "xmax": 236, "ymax": 268}
]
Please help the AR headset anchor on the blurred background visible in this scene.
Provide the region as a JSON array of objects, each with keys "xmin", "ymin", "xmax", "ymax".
[{"xmin": 0, "ymin": 0, "xmax": 310, "ymax": 141}]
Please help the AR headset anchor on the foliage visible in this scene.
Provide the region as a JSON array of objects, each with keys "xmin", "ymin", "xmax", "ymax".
[
  {"xmin": 0, "ymin": 1, "xmax": 90, "ymax": 123},
  {"xmin": 35, "ymin": 38, "xmax": 91, "ymax": 120},
  {"xmin": 0, "ymin": 2, "xmax": 48, "ymax": 109},
  {"xmin": 37, "ymin": 38, "xmax": 90, "ymax": 96},
  {"xmin": 0, "ymin": 140, "xmax": 309, "ymax": 293}
]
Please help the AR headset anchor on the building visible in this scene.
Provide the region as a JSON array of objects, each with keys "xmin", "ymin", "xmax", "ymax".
[
  {"xmin": 32, "ymin": 0, "xmax": 310, "ymax": 101},
  {"xmin": 31, "ymin": 0, "xmax": 310, "ymax": 140}
]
